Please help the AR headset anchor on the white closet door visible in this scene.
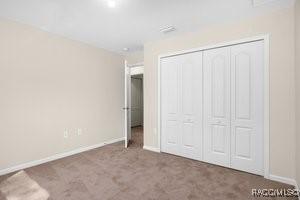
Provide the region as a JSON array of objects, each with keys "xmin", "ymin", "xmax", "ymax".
[
  {"xmin": 180, "ymin": 52, "xmax": 203, "ymax": 160},
  {"xmin": 203, "ymin": 47, "xmax": 231, "ymax": 167},
  {"xmin": 161, "ymin": 52, "xmax": 203, "ymax": 160},
  {"xmin": 230, "ymin": 41, "xmax": 264, "ymax": 175},
  {"xmin": 161, "ymin": 56, "xmax": 181, "ymax": 156}
]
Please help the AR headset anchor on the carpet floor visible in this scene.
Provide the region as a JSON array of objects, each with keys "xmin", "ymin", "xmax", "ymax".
[
  {"xmin": 0, "ymin": 127, "xmax": 296, "ymax": 200},
  {"xmin": 129, "ymin": 126, "xmax": 144, "ymax": 148}
]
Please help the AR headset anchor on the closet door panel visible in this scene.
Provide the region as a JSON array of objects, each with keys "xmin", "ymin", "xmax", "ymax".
[
  {"xmin": 180, "ymin": 52, "xmax": 203, "ymax": 160},
  {"xmin": 230, "ymin": 41, "xmax": 264, "ymax": 175},
  {"xmin": 161, "ymin": 51, "xmax": 203, "ymax": 161},
  {"xmin": 203, "ymin": 47, "xmax": 231, "ymax": 167},
  {"xmin": 161, "ymin": 56, "xmax": 181, "ymax": 156}
]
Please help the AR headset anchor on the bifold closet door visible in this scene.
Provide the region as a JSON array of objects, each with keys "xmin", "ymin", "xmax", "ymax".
[
  {"xmin": 230, "ymin": 41, "xmax": 264, "ymax": 175},
  {"xmin": 203, "ymin": 41, "xmax": 264, "ymax": 174},
  {"xmin": 161, "ymin": 52, "xmax": 203, "ymax": 161},
  {"xmin": 160, "ymin": 40, "xmax": 264, "ymax": 175},
  {"xmin": 203, "ymin": 47, "xmax": 231, "ymax": 167}
]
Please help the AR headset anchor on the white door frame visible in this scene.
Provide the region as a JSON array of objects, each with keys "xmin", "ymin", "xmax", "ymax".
[
  {"xmin": 157, "ymin": 35, "xmax": 270, "ymax": 179},
  {"xmin": 124, "ymin": 60, "xmax": 131, "ymax": 148}
]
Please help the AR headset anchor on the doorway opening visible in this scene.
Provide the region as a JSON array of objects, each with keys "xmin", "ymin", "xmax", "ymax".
[
  {"xmin": 124, "ymin": 62, "xmax": 144, "ymax": 148},
  {"xmin": 130, "ymin": 74, "xmax": 143, "ymax": 147}
]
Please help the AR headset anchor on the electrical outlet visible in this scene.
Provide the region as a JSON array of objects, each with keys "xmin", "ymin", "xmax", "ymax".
[
  {"xmin": 64, "ymin": 130, "xmax": 68, "ymax": 138},
  {"xmin": 77, "ymin": 128, "xmax": 82, "ymax": 136}
]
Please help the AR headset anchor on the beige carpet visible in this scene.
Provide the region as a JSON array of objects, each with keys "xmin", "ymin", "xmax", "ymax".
[
  {"xmin": 129, "ymin": 126, "xmax": 144, "ymax": 148},
  {"xmin": 0, "ymin": 128, "xmax": 296, "ymax": 200},
  {"xmin": 0, "ymin": 170, "xmax": 49, "ymax": 200}
]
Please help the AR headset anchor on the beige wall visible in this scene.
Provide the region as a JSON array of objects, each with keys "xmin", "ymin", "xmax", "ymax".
[
  {"xmin": 144, "ymin": 6, "xmax": 296, "ymax": 179},
  {"xmin": 295, "ymin": 0, "xmax": 300, "ymax": 186},
  {"xmin": 0, "ymin": 19, "xmax": 124, "ymax": 171},
  {"xmin": 125, "ymin": 51, "xmax": 144, "ymax": 65}
]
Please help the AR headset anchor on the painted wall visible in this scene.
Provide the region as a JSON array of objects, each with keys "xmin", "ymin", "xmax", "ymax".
[
  {"xmin": 295, "ymin": 0, "xmax": 300, "ymax": 187},
  {"xmin": 144, "ymin": 6, "xmax": 296, "ymax": 179},
  {"xmin": 125, "ymin": 51, "xmax": 144, "ymax": 65},
  {"xmin": 0, "ymin": 18, "xmax": 124, "ymax": 171}
]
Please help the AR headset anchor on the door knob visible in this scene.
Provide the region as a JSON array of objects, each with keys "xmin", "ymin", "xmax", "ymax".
[{"xmin": 123, "ymin": 107, "xmax": 130, "ymax": 110}]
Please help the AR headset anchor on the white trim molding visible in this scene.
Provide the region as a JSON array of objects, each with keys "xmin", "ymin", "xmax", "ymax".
[
  {"xmin": 269, "ymin": 174, "xmax": 298, "ymax": 186},
  {"xmin": 130, "ymin": 66, "xmax": 144, "ymax": 75},
  {"xmin": 127, "ymin": 62, "xmax": 144, "ymax": 68},
  {"xmin": 269, "ymin": 175, "xmax": 300, "ymax": 200},
  {"xmin": 295, "ymin": 181, "xmax": 300, "ymax": 200},
  {"xmin": 0, "ymin": 137, "xmax": 124, "ymax": 176},
  {"xmin": 296, "ymin": 182, "xmax": 300, "ymax": 200},
  {"xmin": 143, "ymin": 146, "xmax": 161, "ymax": 153},
  {"xmin": 157, "ymin": 35, "xmax": 270, "ymax": 179}
]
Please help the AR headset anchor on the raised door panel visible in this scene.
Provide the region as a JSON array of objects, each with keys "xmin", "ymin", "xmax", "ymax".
[
  {"xmin": 182, "ymin": 123, "xmax": 194, "ymax": 148},
  {"xmin": 203, "ymin": 47, "xmax": 231, "ymax": 167},
  {"xmin": 211, "ymin": 125, "xmax": 227, "ymax": 154},
  {"xmin": 180, "ymin": 52, "xmax": 203, "ymax": 160},
  {"xmin": 230, "ymin": 41, "xmax": 264, "ymax": 175},
  {"xmin": 212, "ymin": 56, "xmax": 227, "ymax": 118},
  {"xmin": 234, "ymin": 127, "xmax": 252, "ymax": 159},
  {"xmin": 235, "ymin": 53, "xmax": 251, "ymax": 120},
  {"xmin": 166, "ymin": 120, "xmax": 179, "ymax": 145},
  {"xmin": 161, "ymin": 56, "xmax": 181, "ymax": 155}
]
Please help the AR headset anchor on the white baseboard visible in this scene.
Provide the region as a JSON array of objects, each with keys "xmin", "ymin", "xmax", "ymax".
[
  {"xmin": 269, "ymin": 174, "xmax": 298, "ymax": 186},
  {"xmin": 0, "ymin": 137, "xmax": 124, "ymax": 176},
  {"xmin": 295, "ymin": 181, "xmax": 300, "ymax": 200},
  {"xmin": 143, "ymin": 145, "xmax": 160, "ymax": 153}
]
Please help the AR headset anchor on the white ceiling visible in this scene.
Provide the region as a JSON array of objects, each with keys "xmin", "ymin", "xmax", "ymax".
[{"xmin": 0, "ymin": 0, "xmax": 295, "ymax": 54}]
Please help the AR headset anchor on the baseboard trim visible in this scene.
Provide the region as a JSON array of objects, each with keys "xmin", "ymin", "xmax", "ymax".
[
  {"xmin": 143, "ymin": 146, "xmax": 160, "ymax": 153},
  {"xmin": 0, "ymin": 137, "xmax": 124, "ymax": 176},
  {"xmin": 295, "ymin": 181, "xmax": 300, "ymax": 200},
  {"xmin": 269, "ymin": 174, "xmax": 298, "ymax": 186}
]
